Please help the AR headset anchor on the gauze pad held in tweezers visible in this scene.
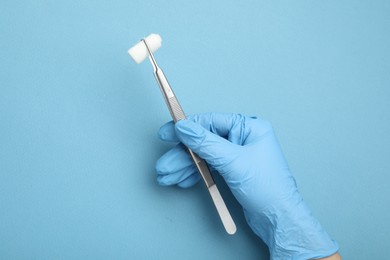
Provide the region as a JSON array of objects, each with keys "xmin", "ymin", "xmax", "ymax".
[{"xmin": 128, "ymin": 34, "xmax": 162, "ymax": 64}]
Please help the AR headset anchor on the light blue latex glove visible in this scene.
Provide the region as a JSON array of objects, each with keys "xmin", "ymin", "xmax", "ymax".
[{"xmin": 156, "ymin": 113, "xmax": 338, "ymax": 259}]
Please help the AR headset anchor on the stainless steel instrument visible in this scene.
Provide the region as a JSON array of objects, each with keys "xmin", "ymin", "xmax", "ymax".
[{"xmin": 142, "ymin": 38, "xmax": 236, "ymax": 235}]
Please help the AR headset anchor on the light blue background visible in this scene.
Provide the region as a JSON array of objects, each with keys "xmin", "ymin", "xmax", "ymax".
[{"xmin": 1, "ymin": 0, "xmax": 389, "ymax": 259}]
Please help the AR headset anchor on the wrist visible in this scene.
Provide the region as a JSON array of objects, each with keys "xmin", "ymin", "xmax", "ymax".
[{"xmin": 244, "ymin": 194, "xmax": 338, "ymax": 260}]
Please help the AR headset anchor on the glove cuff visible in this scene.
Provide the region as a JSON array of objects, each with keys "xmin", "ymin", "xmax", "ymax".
[{"xmin": 245, "ymin": 196, "xmax": 339, "ymax": 260}]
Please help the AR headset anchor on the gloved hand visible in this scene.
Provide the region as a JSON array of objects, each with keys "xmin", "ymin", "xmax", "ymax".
[{"xmin": 156, "ymin": 113, "xmax": 338, "ymax": 259}]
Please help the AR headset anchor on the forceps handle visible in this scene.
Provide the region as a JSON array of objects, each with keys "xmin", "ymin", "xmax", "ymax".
[{"xmin": 154, "ymin": 66, "xmax": 237, "ymax": 234}]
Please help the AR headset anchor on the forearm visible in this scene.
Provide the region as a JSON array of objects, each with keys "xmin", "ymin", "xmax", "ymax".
[{"xmin": 316, "ymin": 252, "xmax": 341, "ymax": 260}]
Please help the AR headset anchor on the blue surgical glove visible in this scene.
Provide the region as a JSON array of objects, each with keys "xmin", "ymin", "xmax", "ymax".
[{"xmin": 156, "ymin": 113, "xmax": 338, "ymax": 259}]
